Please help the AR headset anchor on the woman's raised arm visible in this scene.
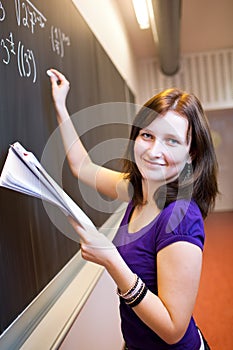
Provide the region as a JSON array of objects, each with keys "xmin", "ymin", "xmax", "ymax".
[{"xmin": 48, "ymin": 69, "xmax": 129, "ymax": 202}]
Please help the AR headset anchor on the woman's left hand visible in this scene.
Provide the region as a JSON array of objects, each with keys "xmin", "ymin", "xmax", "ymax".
[
  {"xmin": 68, "ymin": 216, "xmax": 118, "ymax": 267},
  {"xmin": 68, "ymin": 218, "xmax": 140, "ymax": 306}
]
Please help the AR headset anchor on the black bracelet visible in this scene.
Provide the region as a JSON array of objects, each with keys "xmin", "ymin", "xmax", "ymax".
[
  {"xmin": 124, "ymin": 281, "xmax": 144, "ymax": 303},
  {"xmin": 117, "ymin": 274, "xmax": 139, "ymax": 298},
  {"xmin": 125, "ymin": 284, "xmax": 148, "ymax": 308}
]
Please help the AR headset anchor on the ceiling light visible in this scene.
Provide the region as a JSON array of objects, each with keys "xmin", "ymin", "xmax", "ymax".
[
  {"xmin": 146, "ymin": 0, "xmax": 158, "ymax": 42},
  {"xmin": 132, "ymin": 0, "xmax": 150, "ymax": 29}
]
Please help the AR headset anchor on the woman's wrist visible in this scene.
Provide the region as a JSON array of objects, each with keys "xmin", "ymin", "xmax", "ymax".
[
  {"xmin": 55, "ymin": 104, "xmax": 70, "ymax": 123},
  {"xmin": 104, "ymin": 249, "xmax": 136, "ymax": 295}
]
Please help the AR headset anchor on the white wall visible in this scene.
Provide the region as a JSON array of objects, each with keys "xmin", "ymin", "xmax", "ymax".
[
  {"xmin": 60, "ymin": 271, "xmax": 124, "ymax": 350},
  {"xmin": 72, "ymin": 0, "xmax": 139, "ymax": 98},
  {"xmin": 137, "ymin": 48, "xmax": 233, "ymax": 109}
]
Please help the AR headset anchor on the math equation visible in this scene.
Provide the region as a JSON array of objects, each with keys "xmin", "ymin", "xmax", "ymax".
[
  {"xmin": 0, "ymin": 31, "xmax": 37, "ymax": 83},
  {"xmin": 0, "ymin": 0, "xmax": 71, "ymax": 83}
]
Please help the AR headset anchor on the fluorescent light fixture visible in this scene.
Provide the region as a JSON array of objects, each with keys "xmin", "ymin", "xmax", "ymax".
[
  {"xmin": 132, "ymin": 0, "xmax": 150, "ymax": 29},
  {"xmin": 146, "ymin": 0, "xmax": 158, "ymax": 42}
]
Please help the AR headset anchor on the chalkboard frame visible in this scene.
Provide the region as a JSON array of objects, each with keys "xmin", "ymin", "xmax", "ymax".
[{"xmin": 0, "ymin": 251, "xmax": 85, "ymax": 348}]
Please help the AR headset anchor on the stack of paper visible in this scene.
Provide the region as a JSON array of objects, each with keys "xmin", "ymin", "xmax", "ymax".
[{"xmin": 0, "ymin": 142, "xmax": 95, "ymax": 230}]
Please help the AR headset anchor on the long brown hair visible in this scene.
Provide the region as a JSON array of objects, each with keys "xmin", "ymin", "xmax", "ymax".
[{"xmin": 123, "ymin": 88, "xmax": 219, "ymax": 218}]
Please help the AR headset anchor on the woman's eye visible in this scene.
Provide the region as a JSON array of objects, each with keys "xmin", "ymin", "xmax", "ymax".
[
  {"xmin": 166, "ymin": 138, "xmax": 179, "ymax": 145},
  {"xmin": 140, "ymin": 132, "xmax": 153, "ymax": 140}
]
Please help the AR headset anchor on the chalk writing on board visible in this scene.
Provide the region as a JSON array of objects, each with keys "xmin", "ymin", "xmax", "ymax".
[
  {"xmin": 0, "ymin": 1, "xmax": 6, "ymax": 21},
  {"xmin": 17, "ymin": 41, "xmax": 36, "ymax": 83},
  {"xmin": 0, "ymin": 1, "xmax": 70, "ymax": 84},
  {"xmin": 0, "ymin": 32, "xmax": 15, "ymax": 64},
  {"xmin": 0, "ymin": 32, "xmax": 37, "ymax": 83},
  {"xmin": 50, "ymin": 26, "xmax": 71, "ymax": 58},
  {"xmin": 14, "ymin": 0, "xmax": 47, "ymax": 34}
]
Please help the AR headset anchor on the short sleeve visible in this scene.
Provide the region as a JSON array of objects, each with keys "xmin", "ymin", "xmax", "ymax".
[{"xmin": 155, "ymin": 200, "xmax": 205, "ymax": 253}]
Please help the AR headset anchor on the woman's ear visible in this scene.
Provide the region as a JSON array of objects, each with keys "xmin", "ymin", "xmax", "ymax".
[
  {"xmin": 187, "ymin": 155, "xmax": 192, "ymax": 164},
  {"xmin": 189, "ymin": 150, "xmax": 196, "ymax": 163}
]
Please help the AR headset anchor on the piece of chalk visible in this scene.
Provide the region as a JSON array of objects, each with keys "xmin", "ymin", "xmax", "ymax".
[{"xmin": 46, "ymin": 70, "xmax": 56, "ymax": 78}]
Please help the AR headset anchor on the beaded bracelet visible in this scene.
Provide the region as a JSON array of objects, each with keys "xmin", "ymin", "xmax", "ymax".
[
  {"xmin": 125, "ymin": 284, "xmax": 148, "ymax": 308},
  {"xmin": 117, "ymin": 274, "xmax": 138, "ymax": 298},
  {"xmin": 117, "ymin": 274, "xmax": 148, "ymax": 307},
  {"xmin": 122, "ymin": 277, "xmax": 144, "ymax": 301},
  {"xmin": 124, "ymin": 280, "xmax": 144, "ymax": 303}
]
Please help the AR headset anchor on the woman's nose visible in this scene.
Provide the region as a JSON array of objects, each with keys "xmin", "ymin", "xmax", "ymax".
[{"xmin": 147, "ymin": 139, "xmax": 164, "ymax": 158}]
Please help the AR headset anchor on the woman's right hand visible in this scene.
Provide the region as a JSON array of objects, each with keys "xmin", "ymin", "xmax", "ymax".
[{"xmin": 48, "ymin": 68, "xmax": 70, "ymax": 111}]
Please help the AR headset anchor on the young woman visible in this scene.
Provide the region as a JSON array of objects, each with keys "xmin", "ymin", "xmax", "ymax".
[{"xmin": 48, "ymin": 69, "xmax": 218, "ymax": 349}]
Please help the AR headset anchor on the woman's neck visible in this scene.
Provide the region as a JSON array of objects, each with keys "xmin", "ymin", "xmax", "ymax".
[{"xmin": 141, "ymin": 179, "xmax": 162, "ymax": 206}]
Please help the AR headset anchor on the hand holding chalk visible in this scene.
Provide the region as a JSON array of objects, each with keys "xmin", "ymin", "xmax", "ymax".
[
  {"xmin": 46, "ymin": 69, "xmax": 56, "ymax": 78},
  {"xmin": 46, "ymin": 69, "xmax": 61, "ymax": 85},
  {"xmin": 47, "ymin": 69, "xmax": 70, "ymax": 108}
]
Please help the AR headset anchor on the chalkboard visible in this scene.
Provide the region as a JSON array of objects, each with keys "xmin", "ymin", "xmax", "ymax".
[{"xmin": 0, "ymin": 0, "xmax": 134, "ymax": 334}]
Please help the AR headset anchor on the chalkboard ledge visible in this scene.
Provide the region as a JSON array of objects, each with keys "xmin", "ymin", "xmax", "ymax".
[
  {"xmin": 0, "ymin": 203, "xmax": 127, "ymax": 350},
  {"xmin": 22, "ymin": 258, "xmax": 105, "ymax": 349}
]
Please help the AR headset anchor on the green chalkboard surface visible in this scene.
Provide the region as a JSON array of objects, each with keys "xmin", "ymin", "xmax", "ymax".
[{"xmin": 0, "ymin": 0, "xmax": 134, "ymax": 334}]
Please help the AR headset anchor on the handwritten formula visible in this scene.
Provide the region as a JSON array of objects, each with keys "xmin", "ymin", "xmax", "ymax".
[
  {"xmin": 0, "ymin": 0, "xmax": 71, "ymax": 83},
  {"xmin": 51, "ymin": 26, "xmax": 71, "ymax": 58},
  {"xmin": 15, "ymin": 0, "xmax": 47, "ymax": 34},
  {"xmin": 1, "ymin": 31, "xmax": 37, "ymax": 82}
]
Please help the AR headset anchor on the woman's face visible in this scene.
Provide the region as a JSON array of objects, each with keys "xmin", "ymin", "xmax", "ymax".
[{"xmin": 134, "ymin": 111, "xmax": 191, "ymax": 185}]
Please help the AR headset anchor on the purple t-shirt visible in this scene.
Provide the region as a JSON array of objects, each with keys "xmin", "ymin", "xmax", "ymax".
[{"xmin": 113, "ymin": 199, "xmax": 205, "ymax": 350}]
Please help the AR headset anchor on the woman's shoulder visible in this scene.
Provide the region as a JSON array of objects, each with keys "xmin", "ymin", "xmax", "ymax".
[
  {"xmin": 161, "ymin": 199, "xmax": 202, "ymax": 219},
  {"xmin": 159, "ymin": 199, "xmax": 204, "ymax": 232},
  {"xmin": 155, "ymin": 199, "xmax": 205, "ymax": 252}
]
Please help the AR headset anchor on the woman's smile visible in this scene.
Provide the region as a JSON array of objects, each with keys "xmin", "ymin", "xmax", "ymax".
[{"xmin": 142, "ymin": 158, "xmax": 167, "ymax": 168}]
